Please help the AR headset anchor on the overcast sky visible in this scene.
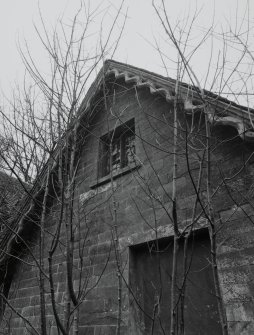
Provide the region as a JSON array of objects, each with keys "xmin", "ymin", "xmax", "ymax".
[{"xmin": 0, "ymin": 0, "xmax": 253, "ymax": 105}]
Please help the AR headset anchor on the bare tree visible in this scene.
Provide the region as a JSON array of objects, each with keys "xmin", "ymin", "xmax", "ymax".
[
  {"xmin": 0, "ymin": 1, "xmax": 128, "ymax": 334},
  {"xmin": 1, "ymin": 1, "xmax": 254, "ymax": 335}
]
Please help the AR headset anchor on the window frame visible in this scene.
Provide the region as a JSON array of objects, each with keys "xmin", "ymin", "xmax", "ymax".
[
  {"xmin": 98, "ymin": 118, "xmax": 136, "ymax": 178},
  {"xmin": 90, "ymin": 118, "xmax": 138, "ymax": 189}
]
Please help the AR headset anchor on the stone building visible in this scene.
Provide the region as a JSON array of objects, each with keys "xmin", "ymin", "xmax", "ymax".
[{"xmin": 0, "ymin": 60, "xmax": 254, "ymax": 334}]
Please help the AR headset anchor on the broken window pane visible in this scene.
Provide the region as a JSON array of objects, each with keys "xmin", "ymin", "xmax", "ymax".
[
  {"xmin": 112, "ymin": 139, "xmax": 121, "ymax": 172},
  {"xmin": 99, "ymin": 119, "xmax": 135, "ymax": 178},
  {"xmin": 123, "ymin": 133, "xmax": 135, "ymax": 166}
]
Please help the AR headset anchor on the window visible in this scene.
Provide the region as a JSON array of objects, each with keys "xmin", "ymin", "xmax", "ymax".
[
  {"xmin": 129, "ymin": 230, "xmax": 222, "ymax": 335},
  {"xmin": 99, "ymin": 118, "xmax": 135, "ymax": 178}
]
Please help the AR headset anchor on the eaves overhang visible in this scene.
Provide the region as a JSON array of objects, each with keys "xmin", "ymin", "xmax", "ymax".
[{"xmin": 79, "ymin": 59, "xmax": 254, "ymax": 143}]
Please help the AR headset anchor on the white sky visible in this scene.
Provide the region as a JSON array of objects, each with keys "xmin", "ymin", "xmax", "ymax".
[{"xmin": 0, "ymin": 0, "xmax": 253, "ymax": 106}]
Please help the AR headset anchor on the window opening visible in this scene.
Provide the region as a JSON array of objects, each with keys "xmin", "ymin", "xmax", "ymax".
[{"xmin": 99, "ymin": 118, "xmax": 135, "ymax": 178}]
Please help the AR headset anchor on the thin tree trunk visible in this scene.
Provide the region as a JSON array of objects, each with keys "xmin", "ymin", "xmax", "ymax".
[
  {"xmin": 73, "ymin": 308, "xmax": 79, "ymax": 335},
  {"xmin": 170, "ymin": 79, "xmax": 180, "ymax": 335},
  {"xmin": 204, "ymin": 113, "xmax": 228, "ymax": 335},
  {"xmin": 109, "ymin": 141, "xmax": 122, "ymax": 335},
  {"xmin": 39, "ymin": 166, "xmax": 51, "ymax": 335},
  {"xmin": 48, "ymin": 169, "xmax": 67, "ymax": 335}
]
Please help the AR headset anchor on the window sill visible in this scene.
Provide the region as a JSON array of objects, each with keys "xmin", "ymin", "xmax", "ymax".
[{"xmin": 90, "ymin": 163, "xmax": 141, "ymax": 189}]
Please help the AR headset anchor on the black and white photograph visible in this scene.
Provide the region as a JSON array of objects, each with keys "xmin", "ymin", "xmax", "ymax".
[{"xmin": 0, "ymin": 1, "xmax": 253, "ymax": 334}]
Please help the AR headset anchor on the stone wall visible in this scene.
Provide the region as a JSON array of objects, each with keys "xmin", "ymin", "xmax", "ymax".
[{"xmin": 2, "ymin": 80, "xmax": 254, "ymax": 334}]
